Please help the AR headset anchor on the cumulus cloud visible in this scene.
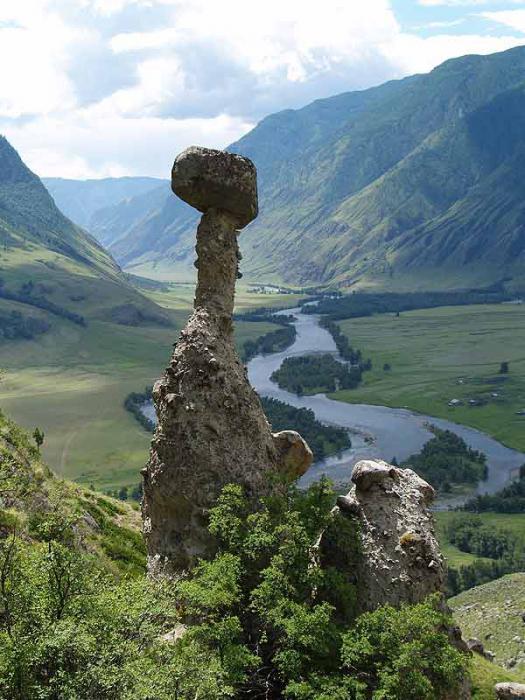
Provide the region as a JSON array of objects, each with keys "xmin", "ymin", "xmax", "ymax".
[
  {"xmin": 1, "ymin": 0, "xmax": 524, "ymax": 178},
  {"xmin": 383, "ymin": 31, "xmax": 524, "ymax": 74},
  {"xmin": 5, "ymin": 108, "xmax": 253, "ymax": 179},
  {"xmin": 481, "ymin": 9, "xmax": 525, "ymax": 33}
]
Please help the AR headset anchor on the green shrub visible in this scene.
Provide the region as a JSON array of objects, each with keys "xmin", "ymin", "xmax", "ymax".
[{"xmin": 0, "ymin": 478, "xmax": 467, "ymax": 699}]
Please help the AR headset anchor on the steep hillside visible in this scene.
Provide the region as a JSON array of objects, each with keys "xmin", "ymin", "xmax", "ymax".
[
  {"xmin": 108, "ymin": 46, "xmax": 525, "ymax": 290},
  {"xmin": 450, "ymin": 574, "xmax": 525, "ymax": 672},
  {"xmin": 1, "ymin": 138, "xmax": 118, "ymax": 278},
  {"xmin": 0, "ymin": 405, "xmax": 145, "ymax": 576},
  {"xmin": 43, "ymin": 175, "xmax": 165, "ymax": 231},
  {"xmin": 0, "ymin": 136, "xmax": 170, "ymax": 327},
  {"xmin": 89, "ymin": 181, "xmax": 169, "ymax": 248}
]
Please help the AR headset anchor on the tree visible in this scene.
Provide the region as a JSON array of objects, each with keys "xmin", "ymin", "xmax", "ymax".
[
  {"xmin": 0, "ymin": 480, "xmax": 468, "ymax": 699},
  {"xmin": 118, "ymin": 486, "xmax": 128, "ymax": 501},
  {"xmin": 499, "ymin": 361, "xmax": 509, "ymax": 374},
  {"xmin": 131, "ymin": 483, "xmax": 143, "ymax": 501},
  {"xmin": 32, "ymin": 427, "xmax": 44, "ymax": 450}
]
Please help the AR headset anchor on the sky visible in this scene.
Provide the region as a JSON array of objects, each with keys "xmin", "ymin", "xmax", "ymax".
[{"xmin": 1, "ymin": 0, "xmax": 525, "ymax": 180}]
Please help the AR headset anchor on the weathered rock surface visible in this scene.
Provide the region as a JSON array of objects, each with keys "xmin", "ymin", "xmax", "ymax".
[
  {"xmin": 321, "ymin": 459, "xmax": 446, "ymax": 614},
  {"xmin": 142, "ymin": 146, "xmax": 311, "ymax": 573},
  {"xmin": 171, "ymin": 146, "xmax": 258, "ymax": 228},
  {"xmin": 495, "ymin": 683, "xmax": 525, "ymax": 699},
  {"xmin": 321, "ymin": 459, "xmax": 471, "ymax": 697}
]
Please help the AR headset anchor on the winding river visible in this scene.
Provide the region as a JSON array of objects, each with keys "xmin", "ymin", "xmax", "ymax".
[{"xmin": 143, "ymin": 309, "xmax": 525, "ymax": 507}]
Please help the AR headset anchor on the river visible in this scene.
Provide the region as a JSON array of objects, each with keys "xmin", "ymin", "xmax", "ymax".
[{"xmin": 142, "ymin": 309, "xmax": 525, "ymax": 506}]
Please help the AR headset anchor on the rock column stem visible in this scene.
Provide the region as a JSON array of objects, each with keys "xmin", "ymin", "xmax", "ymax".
[{"xmin": 194, "ymin": 208, "xmax": 239, "ymax": 324}]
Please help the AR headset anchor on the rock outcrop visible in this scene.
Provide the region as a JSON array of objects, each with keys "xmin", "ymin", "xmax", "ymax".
[
  {"xmin": 321, "ymin": 459, "xmax": 472, "ymax": 698},
  {"xmin": 142, "ymin": 146, "xmax": 312, "ymax": 573},
  {"xmin": 321, "ymin": 459, "xmax": 445, "ymax": 614},
  {"xmin": 495, "ymin": 683, "xmax": 525, "ymax": 699}
]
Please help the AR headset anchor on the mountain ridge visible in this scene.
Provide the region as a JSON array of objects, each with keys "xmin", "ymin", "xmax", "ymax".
[
  {"xmin": 43, "ymin": 175, "xmax": 167, "ymax": 233},
  {"xmin": 44, "ymin": 45, "xmax": 525, "ymax": 291},
  {"xmin": 0, "ymin": 137, "xmax": 171, "ymax": 327}
]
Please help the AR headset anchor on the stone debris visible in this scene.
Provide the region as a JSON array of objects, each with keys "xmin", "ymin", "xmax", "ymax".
[
  {"xmin": 142, "ymin": 147, "xmax": 312, "ymax": 573},
  {"xmin": 467, "ymin": 638, "xmax": 496, "ymax": 662}
]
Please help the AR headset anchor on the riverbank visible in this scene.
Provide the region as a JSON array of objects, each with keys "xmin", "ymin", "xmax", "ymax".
[
  {"xmin": 332, "ymin": 304, "xmax": 525, "ymax": 452},
  {"xmin": 247, "ymin": 310, "xmax": 525, "ymax": 504}
]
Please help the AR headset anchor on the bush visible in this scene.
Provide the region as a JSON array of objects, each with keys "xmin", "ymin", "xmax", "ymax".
[
  {"xmin": 0, "ymin": 310, "xmax": 49, "ymax": 341},
  {"xmin": 0, "ymin": 479, "xmax": 467, "ymax": 699}
]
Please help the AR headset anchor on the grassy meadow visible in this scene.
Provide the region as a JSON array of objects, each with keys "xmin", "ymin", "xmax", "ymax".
[
  {"xmin": 332, "ymin": 304, "xmax": 525, "ymax": 451},
  {"xmin": 0, "ymin": 283, "xmax": 296, "ymax": 492},
  {"xmin": 435, "ymin": 511, "xmax": 525, "ymax": 569}
]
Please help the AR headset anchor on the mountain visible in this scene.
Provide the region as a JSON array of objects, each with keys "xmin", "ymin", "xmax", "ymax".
[
  {"xmin": 43, "ymin": 176, "xmax": 166, "ymax": 232},
  {"xmin": 101, "ymin": 46, "xmax": 525, "ymax": 291},
  {"xmin": 0, "ymin": 136, "xmax": 170, "ymax": 327},
  {"xmin": 89, "ymin": 181, "xmax": 170, "ymax": 248}
]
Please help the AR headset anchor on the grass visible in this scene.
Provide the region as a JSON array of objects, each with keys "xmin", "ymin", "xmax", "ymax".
[
  {"xmin": 0, "ymin": 283, "xmax": 292, "ymax": 492},
  {"xmin": 471, "ymin": 654, "xmax": 525, "ymax": 699},
  {"xmin": 331, "ymin": 304, "xmax": 525, "ymax": 452},
  {"xmin": 435, "ymin": 511, "xmax": 525, "ymax": 569},
  {"xmin": 144, "ymin": 282, "xmax": 304, "ymax": 312},
  {"xmin": 450, "ymin": 573, "xmax": 525, "ymax": 671}
]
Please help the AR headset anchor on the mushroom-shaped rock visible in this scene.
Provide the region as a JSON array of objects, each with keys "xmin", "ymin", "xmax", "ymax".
[
  {"xmin": 320, "ymin": 459, "xmax": 445, "ymax": 615},
  {"xmin": 142, "ymin": 146, "xmax": 312, "ymax": 574},
  {"xmin": 172, "ymin": 146, "xmax": 257, "ymax": 228},
  {"xmin": 495, "ymin": 683, "xmax": 525, "ymax": 699},
  {"xmin": 273, "ymin": 430, "xmax": 313, "ymax": 480}
]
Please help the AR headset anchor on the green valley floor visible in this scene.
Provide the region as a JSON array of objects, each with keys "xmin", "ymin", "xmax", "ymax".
[
  {"xmin": 0, "ymin": 285, "xmax": 301, "ymax": 492},
  {"xmin": 332, "ymin": 304, "xmax": 525, "ymax": 452}
]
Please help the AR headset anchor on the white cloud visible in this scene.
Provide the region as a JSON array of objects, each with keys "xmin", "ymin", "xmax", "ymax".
[
  {"xmin": 382, "ymin": 31, "xmax": 524, "ymax": 74},
  {"xmin": 0, "ymin": 1, "xmax": 85, "ymax": 117},
  {"xmin": 111, "ymin": 0, "xmax": 399, "ymax": 83},
  {"xmin": 481, "ymin": 9, "xmax": 525, "ymax": 33},
  {"xmin": 5, "ymin": 108, "xmax": 253, "ymax": 178},
  {"xmin": 0, "ymin": 0, "xmax": 524, "ymax": 178}
]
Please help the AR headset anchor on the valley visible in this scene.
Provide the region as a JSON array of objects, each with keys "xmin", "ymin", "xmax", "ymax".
[
  {"xmin": 2, "ymin": 5, "xmax": 525, "ymax": 696},
  {"xmin": 332, "ymin": 303, "xmax": 525, "ymax": 452},
  {"xmin": 53, "ymin": 47, "xmax": 525, "ymax": 293},
  {"xmin": 0, "ymin": 286, "xmax": 294, "ymax": 492}
]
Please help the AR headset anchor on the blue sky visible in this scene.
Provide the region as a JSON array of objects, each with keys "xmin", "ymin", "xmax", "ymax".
[
  {"xmin": 393, "ymin": 1, "xmax": 525, "ymax": 37},
  {"xmin": 1, "ymin": 0, "xmax": 524, "ymax": 179}
]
